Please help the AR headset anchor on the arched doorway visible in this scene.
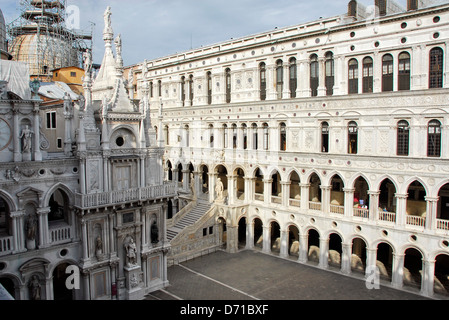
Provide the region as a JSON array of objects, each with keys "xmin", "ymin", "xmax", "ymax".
[
  {"xmin": 167, "ymin": 200, "xmax": 173, "ymax": 219},
  {"xmin": 353, "ymin": 177, "xmax": 369, "ymax": 218},
  {"xmin": 235, "ymin": 168, "xmax": 245, "ymax": 201},
  {"xmin": 238, "ymin": 217, "xmax": 246, "ymax": 249},
  {"xmin": 351, "ymin": 237, "xmax": 367, "ymax": 274},
  {"xmin": 270, "ymin": 221, "xmax": 281, "ymax": 254},
  {"xmin": 166, "ymin": 161, "xmax": 173, "ymax": 181},
  {"xmin": 376, "ymin": 242, "xmax": 393, "ymax": 282},
  {"xmin": 308, "ymin": 173, "xmax": 321, "ymax": 211},
  {"xmin": 378, "ymin": 178, "xmax": 397, "ymax": 222},
  {"xmin": 330, "ymin": 175, "xmax": 344, "ymax": 214},
  {"xmin": 254, "ymin": 168, "xmax": 264, "ymax": 201},
  {"xmin": 53, "ymin": 263, "xmax": 74, "ymax": 300},
  {"xmin": 288, "ymin": 225, "xmax": 299, "ymax": 258},
  {"xmin": 307, "ymin": 228, "xmax": 320, "ymax": 265},
  {"xmin": 328, "ymin": 233, "xmax": 342, "ymax": 269},
  {"xmin": 403, "ymin": 247, "xmax": 422, "ymax": 290},
  {"xmin": 201, "ymin": 165, "xmax": 209, "ymax": 194},
  {"xmin": 434, "ymin": 253, "xmax": 449, "ymax": 296},
  {"xmin": 0, "ymin": 277, "xmax": 16, "ymax": 299},
  {"xmin": 271, "ymin": 171, "xmax": 281, "ymax": 204},
  {"xmin": 437, "ymin": 184, "xmax": 449, "ymax": 230},
  {"xmin": 406, "ymin": 181, "xmax": 427, "ymax": 227},
  {"xmin": 253, "ymin": 218, "xmax": 263, "ymax": 249},
  {"xmin": 217, "ymin": 217, "xmax": 227, "ymax": 249},
  {"xmin": 215, "ymin": 165, "xmax": 228, "ymax": 201},
  {"xmin": 289, "ymin": 171, "xmax": 301, "ymax": 207}
]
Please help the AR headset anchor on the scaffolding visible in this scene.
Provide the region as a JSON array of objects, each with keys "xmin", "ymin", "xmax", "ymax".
[{"xmin": 7, "ymin": 0, "xmax": 92, "ymax": 81}]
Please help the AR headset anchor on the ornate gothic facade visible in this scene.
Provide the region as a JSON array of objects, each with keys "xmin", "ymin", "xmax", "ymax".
[{"xmin": 126, "ymin": 0, "xmax": 449, "ymax": 298}]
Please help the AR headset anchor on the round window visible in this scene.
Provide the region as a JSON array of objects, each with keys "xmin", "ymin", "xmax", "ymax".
[{"xmin": 116, "ymin": 136, "xmax": 125, "ymax": 147}]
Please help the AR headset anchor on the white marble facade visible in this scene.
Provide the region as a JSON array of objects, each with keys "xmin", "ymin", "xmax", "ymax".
[
  {"xmin": 128, "ymin": 0, "xmax": 449, "ymax": 298},
  {"xmin": 0, "ymin": 7, "xmax": 175, "ymax": 300}
]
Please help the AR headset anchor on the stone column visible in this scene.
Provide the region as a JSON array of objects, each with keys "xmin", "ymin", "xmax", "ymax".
[
  {"xmin": 13, "ymin": 106, "xmax": 21, "ymax": 162},
  {"xmin": 227, "ymin": 174, "xmax": 236, "ymax": 205},
  {"xmin": 300, "ymin": 183, "xmax": 310, "ymax": 210},
  {"xmin": 37, "ymin": 207, "xmax": 50, "ymax": 248},
  {"xmin": 262, "ymin": 225, "xmax": 270, "ymax": 253},
  {"xmin": 280, "ymin": 230, "xmax": 288, "ymax": 258},
  {"xmin": 317, "ymin": 56, "xmax": 326, "ymax": 96},
  {"xmin": 246, "ymin": 220, "xmax": 254, "ymax": 250},
  {"xmin": 365, "ymin": 248, "xmax": 377, "ymax": 278},
  {"xmin": 421, "ymin": 258, "xmax": 435, "ymax": 297},
  {"xmin": 318, "ymin": 237, "xmax": 329, "ymax": 269},
  {"xmin": 282, "ymin": 64, "xmax": 290, "ymax": 99},
  {"xmin": 425, "ymin": 196, "xmax": 439, "ymax": 231},
  {"xmin": 391, "ymin": 253, "xmax": 405, "ymax": 289},
  {"xmin": 320, "ymin": 185, "xmax": 331, "ymax": 214},
  {"xmin": 280, "ymin": 181, "xmax": 290, "ymax": 207},
  {"xmin": 298, "ymin": 234, "xmax": 308, "ymax": 263},
  {"xmin": 81, "ymin": 218, "xmax": 89, "ymax": 261},
  {"xmin": 395, "ymin": 193, "xmax": 408, "ymax": 227},
  {"xmin": 341, "ymin": 243, "xmax": 352, "ymax": 274},
  {"xmin": 368, "ymin": 191, "xmax": 380, "ymax": 221},
  {"xmin": 343, "ymin": 188, "xmax": 355, "ymax": 218},
  {"xmin": 33, "ymin": 103, "xmax": 42, "ymax": 161},
  {"xmin": 263, "ymin": 179, "xmax": 272, "ymax": 204}
]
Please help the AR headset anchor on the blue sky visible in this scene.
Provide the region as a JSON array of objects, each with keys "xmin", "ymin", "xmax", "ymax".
[{"xmin": 0, "ymin": 0, "xmax": 413, "ymax": 66}]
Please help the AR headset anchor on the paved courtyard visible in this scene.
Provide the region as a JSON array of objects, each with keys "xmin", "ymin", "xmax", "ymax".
[{"xmin": 147, "ymin": 249, "xmax": 430, "ymax": 301}]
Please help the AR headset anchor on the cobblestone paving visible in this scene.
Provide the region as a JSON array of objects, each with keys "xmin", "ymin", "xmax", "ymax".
[{"xmin": 149, "ymin": 250, "xmax": 430, "ymax": 300}]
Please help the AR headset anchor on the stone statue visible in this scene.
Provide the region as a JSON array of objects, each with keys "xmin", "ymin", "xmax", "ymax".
[
  {"xmin": 115, "ymin": 34, "xmax": 122, "ymax": 58},
  {"xmin": 83, "ymin": 49, "xmax": 92, "ymax": 75},
  {"xmin": 25, "ymin": 214, "xmax": 37, "ymax": 241},
  {"xmin": 29, "ymin": 275, "xmax": 41, "ymax": 300},
  {"xmin": 0, "ymin": 80, "xmax": 8, "ymax": 99},
  {"xmin": 95, "ymin": 235, "xmax": 103, "ymax": 258},
  {"xmin": 124, "ymin": 236, "xmax": 137, "ymax": 266},
  {"xmin": 151, "ymin": 221, "xmax": 159, "ymax": 244},
  {"xmin": 20, "ymin": 125, "xmax": 33, "ymax": 153},
  {"xmin": 215, "ymin": 178, "xmax": 224, "ymax": 201},
  {"xmin": 104, "ymin": 6, "xmax": 112, "ymax": 32},
  {"xmin": 190, "ymin": 173, "xmax": 195, "ymax": 193}
]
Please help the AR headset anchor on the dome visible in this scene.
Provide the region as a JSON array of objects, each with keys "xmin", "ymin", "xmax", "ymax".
[{"xmin": 9, "ymin": 33, "xmax": 78, "ymax": 77}]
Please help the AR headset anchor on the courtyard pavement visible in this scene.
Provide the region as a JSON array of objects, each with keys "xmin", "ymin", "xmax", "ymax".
[{"xmin": 146, "ymin": 249, "xmax": 431, "ymax": 301}]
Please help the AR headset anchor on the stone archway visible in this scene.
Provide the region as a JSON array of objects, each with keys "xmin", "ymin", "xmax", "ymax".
[{"xmin": 53, "ymin": 263, "xmax": 74, "ymax": 300}]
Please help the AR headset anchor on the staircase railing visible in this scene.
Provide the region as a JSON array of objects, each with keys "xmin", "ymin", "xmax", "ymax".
[
  {"xmin": 167, "ymin": 199, "xmax": 197, "ymax": 228},
  {"xmin": 170, "ymin": 203, "xmax": 214, "ymax": 245}
]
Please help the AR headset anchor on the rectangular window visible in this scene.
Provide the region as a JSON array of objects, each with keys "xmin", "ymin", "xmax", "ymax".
[
  {"xmin": 57, "ymin": 138, "xmax": 63, "ymax": 149},
  {"xmin": 70, "ymin": 72, "xmax": 77, "ymax": 77},
  {"xmin": 46, "ymin": 111, "xmax": 56, "ymax": 129}
]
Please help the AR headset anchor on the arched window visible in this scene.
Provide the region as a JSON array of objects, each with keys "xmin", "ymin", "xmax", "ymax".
[
  {"xmin": 158, "ymin": 80, "xmax": 162, "ymax": 97},
  {"xmin": 242, "ymin": 123, "xmax": 248, "ymax": 150},
  {"xmin": 225, "ymin": 68, "xmax": 231, "ymax": 103},
  {"xmin": 428, "ymin": 119, "xmax": 441, "ymax": 157},
  {"xmin": 382, "ymin": 54, "xmax": 393, "ymax": 92},
  {"xmin": 321, "ymin": 122, "xmax": 329, "ymax": 153},
  {"xmin": 189, "ymin": 75, "xmax": 194, "ymax": 105},
  {"xmin": 429, "ymin": 47, "xmax": 443, "ymax": 89},
  {"xmin": 260, "ymin": 62, "xmax": 267, "ymax": 101},
  {"xmin": 181, "ymin": 76, "xmax": 186, "ymax": 106},
  {"xmin": 252, "ymin": 123, "xmax": 258, "ymax": 150},
  {"xmin": 280, "ymin": 122, "xmax": 287, "ymax": 151},
  {"xmin": 207, "ymin": 71, "xmax": 212, "ymax": 105},
  {"xmin": 185, "ymin": 125, "xmax": 190, "ymax": 147},
  {"xmin": 398, "ymin": 52, "xmax": 411, "ymax": 91},
  {"xmin": 223, "ymin": 124, "xmax": 228, "ymax": 149},
  {"xmin": 276, "ymin": 60, "xmax": 283, "ymax": 99},
  {"xmin": 397, "ymin": 120, "xmax": 409, "ymax": 156},
  {"xmin": 165, "ymin": 125, "xmax": 169, "ymax": 145},
  {"xmin": 149, "ymin": 81, "xmax": 153, "ymax": 98},
  {"xmin": 263, "ymin": 123, "xmax": 269, "ymax": 150},
  {"xmin": 289, "ymin": 57, "xmax": 297, "ymax": 98},
  {"xmin": 209, "ymin": 124, "xmax": 214, "ymax": 148},
  {"xmin": 348, "ymin": 58, "xmax": 358, "ymax": 94},
  {"xmin": 362, "ymin": 57, "xmax": 373, "ymax": 93},
  {"xmin": 348, "ymin": 121, "xmax": 358, "ymax": 154},
  {"xmin": 325, "ymin": 52, "xmax": 334, "ymax": 96},
  {"xmin": 310, "ymin": 54, "xmax": 319, "ymax": 97},
  {"xmin": 232, "ymin": 124, "xmax": 237, "ymax": 149}
]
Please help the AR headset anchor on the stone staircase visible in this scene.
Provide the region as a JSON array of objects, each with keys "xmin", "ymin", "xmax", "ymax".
[{"xmin": 167, "ymin": 201, "xmax": 211, "ymax": 241}]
